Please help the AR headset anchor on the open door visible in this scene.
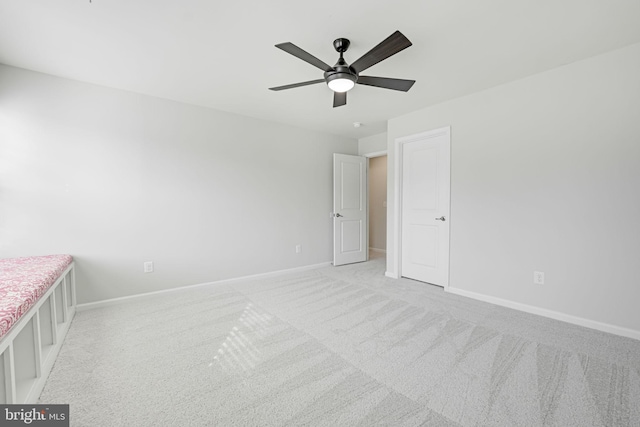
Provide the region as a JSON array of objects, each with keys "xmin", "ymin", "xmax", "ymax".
[{"xmin": 333, "ymin": 153, "xmax": 368, "ymax": 266}]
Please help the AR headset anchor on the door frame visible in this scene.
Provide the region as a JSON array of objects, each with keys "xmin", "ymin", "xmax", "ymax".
[{"xmin": 391, "ymin": 126, "xmax": 451, "ymax": 286}]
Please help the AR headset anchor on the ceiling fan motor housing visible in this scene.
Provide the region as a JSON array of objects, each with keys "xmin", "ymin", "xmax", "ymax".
[
  {"xmin": 324, "ymin": 60, "xmax": 358, "ymax": 86},
  {"xmin": 325, "ymin": 38, "xmax": 358, "ymax": 88}
]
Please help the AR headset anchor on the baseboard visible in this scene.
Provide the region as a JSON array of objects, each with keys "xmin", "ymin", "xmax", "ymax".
[
  {"xmin": 369, "ymin": 247, "xmax": 387, "ymax": 254},
  {"xmin": 445, "ymin": 286, "xmax": 640, "ymax": 341},
  {"xmin": 77, "ymin": 261, "xmax": 332, "ymax": 312},
  {"xmin": 385, "ymin": 271, "xmax": 399, "ymax": 279}
]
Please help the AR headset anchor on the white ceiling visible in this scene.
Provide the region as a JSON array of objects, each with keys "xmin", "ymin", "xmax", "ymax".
[{"xmin": 1, "ymin": 1, "xmax": 639, "ymax": 139}]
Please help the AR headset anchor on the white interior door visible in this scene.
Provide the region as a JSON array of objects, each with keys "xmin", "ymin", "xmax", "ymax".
[
  {"xmin": 400, "ymin": 129, "xmax": 450, "ymax": 286},
  {"xmin": 333, "ymin": 153, "xmax": 367, "ymax": 266}
]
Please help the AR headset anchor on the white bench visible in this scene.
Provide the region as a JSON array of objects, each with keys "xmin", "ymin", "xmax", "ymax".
[{"xmin": 0, "ymin": 255, "xmax": 76, "ymax": 404}]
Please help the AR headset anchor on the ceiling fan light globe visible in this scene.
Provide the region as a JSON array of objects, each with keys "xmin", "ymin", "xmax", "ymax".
[{"xmin": 327, "ymin": 78, "xmax": 355, "ymax": 93}]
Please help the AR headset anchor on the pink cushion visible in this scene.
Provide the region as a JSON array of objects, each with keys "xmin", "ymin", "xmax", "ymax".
[{"xmin": 0, "ymin": 255, "xmax": 73, "ymax": 340}]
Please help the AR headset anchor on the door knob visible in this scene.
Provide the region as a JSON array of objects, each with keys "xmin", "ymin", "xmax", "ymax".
[
  {"xmin": 435, "ymin": 216, "xmax": 446, "ymax": 221},
  {"xmin": 335, "ymin": 213, "xmax": 343, "ymax": 217}
]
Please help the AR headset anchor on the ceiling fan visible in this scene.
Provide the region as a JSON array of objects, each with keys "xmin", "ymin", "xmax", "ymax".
[{"xmin": 269, "ymin": 31, "xmax": 415, "ymax": 108}]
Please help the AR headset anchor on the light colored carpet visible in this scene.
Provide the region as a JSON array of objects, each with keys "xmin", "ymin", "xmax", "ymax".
[{"xmin": 39, "ymin": 253, "xmax": 640, "ymax": 426}]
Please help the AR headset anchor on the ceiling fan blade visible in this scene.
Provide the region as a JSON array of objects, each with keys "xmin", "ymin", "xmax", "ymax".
[
  {"xmin": 275, "ymin": 42, "xmax": 333, "ymax": 72},
  {"xmin": 269, "ymin": 79, "xmax": 325, "ymax": 91},
  {"xmin": 333, "ymin": 91, "xmax": 347, "ymax": 108},
  {"xmin": 356, "ymin": 76, "xmax": 415, "ymax": 92},
  {"xmin": 350, "ymin": 31, "xmax": 412, "ymax": 74}
]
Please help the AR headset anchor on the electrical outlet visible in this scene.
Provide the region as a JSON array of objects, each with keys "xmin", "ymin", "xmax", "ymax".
[
  {"xmin": 533, "ymin": 271, "xmax": 544, "ymax": 285},
  {"xmin": 144, "ymin": 261, "xmax": 154, "ymax": 273},
  {"xmin": 295, "ymin": 244, "xmax": 301, "ymax": 254}
]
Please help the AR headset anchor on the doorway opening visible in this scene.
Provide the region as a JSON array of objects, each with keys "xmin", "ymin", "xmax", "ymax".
[
  {"xmin": 368, "ymin": 155, "xmax": 387, "ymax": 257},
  {"xmin": 332, "ymin": 151, "xmax": 387, "ymax": 266}
]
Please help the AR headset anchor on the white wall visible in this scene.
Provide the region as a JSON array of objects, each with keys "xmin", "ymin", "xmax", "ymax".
[
  {"xmin": 358, "ymin": 132, "xmax": 387, "ymax": 156},
  {"xmin": 368, "ymin": 156, "xmax": 387, "ymax": 251},
  {"xmin": 0, "ymin": 65, "xmax": 357, "ymax": 304},
  {"xmin": 387, "ymin": 43, "xmax": 640, "ymax": 336}
]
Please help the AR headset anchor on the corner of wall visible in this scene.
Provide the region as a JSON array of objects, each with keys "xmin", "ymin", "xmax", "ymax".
[{"xmin": 358, "ymin": 131, "xmax": 388, "ymax": 156}]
